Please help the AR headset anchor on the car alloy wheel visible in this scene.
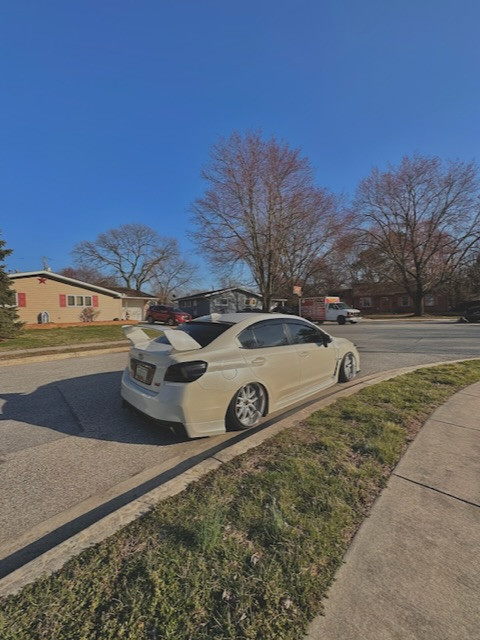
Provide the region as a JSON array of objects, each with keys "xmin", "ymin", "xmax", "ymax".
[
  {"xmin": 167, "ymin": 318, "xmax": 175, "ymax": 326},
  {"xmin": 227, "ymin": 383, "xmax": 266, "ymax": 430},
  {"xmin": 339, "ymin": 352, "xmax": 357, "ymax": 382}
]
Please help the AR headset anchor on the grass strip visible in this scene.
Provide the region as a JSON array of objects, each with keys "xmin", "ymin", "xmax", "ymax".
[
  {"xmin": 0, "ymin": 326, "xmax": 162, "ymax": 353},
  {"xmin": 0, "ymin": 326, "xmax": 128, "ymax": 350},
  {"xmin": 1, "ymin": 361, "xmax": 479, "ymax": 639}
]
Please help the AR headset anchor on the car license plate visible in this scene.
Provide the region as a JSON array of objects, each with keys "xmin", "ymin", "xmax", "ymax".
[{"xmin": 133, "ymin": 362, "xmax": 155, "ymax": 384}]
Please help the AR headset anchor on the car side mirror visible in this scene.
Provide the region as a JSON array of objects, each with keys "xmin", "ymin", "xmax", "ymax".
[{"xmin": 322, "ymin": 334, "xmax": 332, "ymax": 347}]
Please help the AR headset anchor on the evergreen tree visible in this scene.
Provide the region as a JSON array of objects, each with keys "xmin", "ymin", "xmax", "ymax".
[{"xmin": 0, "ymin": 235, "xmax": 23, "ymax": 339}]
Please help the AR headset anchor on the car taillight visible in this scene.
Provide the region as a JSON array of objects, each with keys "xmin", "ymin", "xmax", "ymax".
[{"xmin": 164, "ymin": 361, "xmax": 208, "ymax": 383}]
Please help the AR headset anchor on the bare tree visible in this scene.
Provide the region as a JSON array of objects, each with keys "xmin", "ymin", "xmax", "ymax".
[
  {"xmin": 72, "ymin": 224, "xmax": 178, "ymax": 291},
  {"xmin": 150, "ymin": 252, "xmax": 198, "ymax": 303},
  {"xmin": 355, "ymin": 155, "xmax": 480, "ymax": 315},
  {"xmin": 446, "ymin": 251, "xmax": 480, "ymax": 308},
  {"xmin": 192, "ymin": 131, "xmax": 346, "ymax": 310}
]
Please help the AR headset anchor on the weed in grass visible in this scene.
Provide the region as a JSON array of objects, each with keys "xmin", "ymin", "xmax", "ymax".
[{"xmin": 196, "ymin": 509, "xmax": 225, "ymax": 554}]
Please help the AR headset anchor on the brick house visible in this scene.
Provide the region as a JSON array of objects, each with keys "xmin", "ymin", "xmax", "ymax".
[
  {"xmin": 8, "ymin": 271, "xmax": 157, "ymax": 324},
  {"xmin": 334, "ymin": 283, "xmax": 450, "ymax": 314}
]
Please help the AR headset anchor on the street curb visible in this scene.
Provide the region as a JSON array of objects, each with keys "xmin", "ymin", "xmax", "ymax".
[
  {"xmin": 1, "ymin": 357, "xmax": 479, "ymax": 598},
  {"xmin": 0, "ymin": 346, "xmax": 130, "ymax": 366}
]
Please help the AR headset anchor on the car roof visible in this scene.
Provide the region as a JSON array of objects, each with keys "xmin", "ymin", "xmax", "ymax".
[
  {"xmin": 191, "ymin": 312, "xmax": 305, "ymax": 325},
  {"xmin": 158, "ymin": 312, "xmax": 330, "ymax": 355}
]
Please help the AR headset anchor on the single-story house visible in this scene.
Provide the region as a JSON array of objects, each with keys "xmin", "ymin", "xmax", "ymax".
[
  {"xmin": 107, "ymin": 286, "xmax": 158, "ymax": 321},
  {"xmin": 177, "ymin": 287, "xmax": 264, "ymax": 317},
  {"xmin": 8, "ymin": 271, "xmax": 157, "ymax": 324},
  {"xmin": 333, "ymin": 283, "xmax": 450, "ymax": 314}
]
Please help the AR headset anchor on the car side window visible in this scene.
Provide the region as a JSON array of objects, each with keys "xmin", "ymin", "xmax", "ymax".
[
  {"xmin": 237, "ymin": 327, "xmax": 257, "ymax": 348},
  {"xmin": 286, "ymin": 321, "xmax": 325, "ymax": 345},
  {"xmin": 238, "ymin": 321, "xmax": 288, "ymax": 349}
]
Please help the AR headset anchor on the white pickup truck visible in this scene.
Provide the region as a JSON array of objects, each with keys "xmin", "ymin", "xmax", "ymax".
[{"xmin": 300, "ymin": 296, "xmax": 361, "ymax": 325}]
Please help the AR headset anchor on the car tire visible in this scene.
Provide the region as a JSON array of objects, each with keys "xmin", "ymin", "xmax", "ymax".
[
  {"xmin": 166, "ymin": 318, "xmax": 175, "ymax": 326},
  {"xmin": 338, "ymin": 352, "xmax": 357, "ymax": 382},
  {"xmin": 147, "ymin": 316, "xmax": 154, "ymax": 324},
  {"xmin": 337, "ymin": 315, "xmax": 346, "ymax": 325},
  {"xmin": 226, "ymin": 383, "xmax": 267, "ymax": 430}
]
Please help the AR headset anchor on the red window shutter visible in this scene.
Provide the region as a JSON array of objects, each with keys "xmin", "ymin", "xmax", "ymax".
[
  {"xmin": 18, "ymin": 293, "xmax": 26, "ymax": 307},
  {"xmin": 92, "ymin": 295, "xmax": 99, "ymax": 307},
  {"xmin": 59, "ymin": 294, "xmax": 66, "ymax": 307}
]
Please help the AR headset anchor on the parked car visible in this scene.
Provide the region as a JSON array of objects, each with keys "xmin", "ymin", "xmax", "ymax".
[
  {"xmin": 121, "ymin": 313, "xmax": 360, "ymax": 438},
  {"xmin": 271, "ymin": 304, "xmax": 297, "ymax": 314},
  {"xmin": 146, "ymin": 305, "xmax": 191, "ymax": 326},
  {"xmin": 462, "ymin": 306, "xmax": 480, "ymax": 323}
]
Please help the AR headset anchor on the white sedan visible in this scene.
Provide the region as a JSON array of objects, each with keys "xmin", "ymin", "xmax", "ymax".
[{"xmin": 121, "ymin": 313, "xmax": 360, "ymax": 438}]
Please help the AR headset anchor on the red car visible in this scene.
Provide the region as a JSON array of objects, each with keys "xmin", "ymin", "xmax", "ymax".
[{"xmin": 146, "ymin": 305, "xmax": 191, "ymax": 326}]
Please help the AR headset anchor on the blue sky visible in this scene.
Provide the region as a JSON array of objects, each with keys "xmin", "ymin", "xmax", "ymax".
[{"xmin": 1, "ymin": 0, "xmax": 479, "ymax": 287}]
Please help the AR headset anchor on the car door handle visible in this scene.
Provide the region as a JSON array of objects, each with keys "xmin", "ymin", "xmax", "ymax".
[
  {"xmin": 251, "ymin": 357, "xmax": 266, "ymax": 366},
  {"xmin": 298, "ymin": 351, "xmax": 309, "ymax": 357}
]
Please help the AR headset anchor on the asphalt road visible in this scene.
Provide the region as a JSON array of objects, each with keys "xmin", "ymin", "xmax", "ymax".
[
  {"xmin": 329, "ymin": 319, "xmax": 480, "ymax": 375},
  {"xmin": 1, "ymin": 320, "xmax": 479, "ymax": 577}
]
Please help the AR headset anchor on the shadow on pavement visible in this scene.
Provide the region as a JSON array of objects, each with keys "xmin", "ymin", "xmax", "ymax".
[{"xmin": 0, "ymin": 371, "xmax": 184, "ymax": 446}]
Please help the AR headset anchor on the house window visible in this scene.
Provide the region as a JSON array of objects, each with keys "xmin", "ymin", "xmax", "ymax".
[
  {"xmin": 67, "ymin": 295, "xmax": 92, "ymax": 307},
  {"xmin": 424, "ymin": 294, "xmax": 435, "ymax": 307},
  {"xmin": 219, "ymin": 298, "xmax": 229, "ymax": 305},
  {"xmin": 400, "ymin": 295, "xmax": 409, "ymax": 307},
  {"xmin": 359, "ymin": 297, "xmax": 372, "ymax": 308},
  {"xmin": 9, "ymin": 292, "xmax": 26, "ymax": 307}
]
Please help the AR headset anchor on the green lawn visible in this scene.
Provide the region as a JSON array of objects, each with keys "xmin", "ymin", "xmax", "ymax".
[
  {"xmin": 0, "ymin": 325, "xmax": 128, "ymax": 351},
  {"xmin": 0, "ymin": 325, "xmax": 166, "ymax": 352},
  {"xmin": 1, "ymin": 361, "xmax": 479, "ymax": 639},
  {"xmin": 0, "ymin": 325, "xmax": 159, "ymax": 353}
]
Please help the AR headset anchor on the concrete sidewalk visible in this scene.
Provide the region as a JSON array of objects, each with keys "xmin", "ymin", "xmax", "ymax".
[{"xmin": 306, "ymin": 381, "xmax": 480, "ymax": 640}]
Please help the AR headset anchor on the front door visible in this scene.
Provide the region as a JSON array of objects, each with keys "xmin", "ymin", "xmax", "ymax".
[{"xmin": 285, "ymin": 320, "xmax": 337, "ymax": 393}]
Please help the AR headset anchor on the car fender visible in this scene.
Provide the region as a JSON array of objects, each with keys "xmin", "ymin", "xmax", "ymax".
[{"xmin": 331, "ymin": 337, "xmax": 360, "ymax": 372}]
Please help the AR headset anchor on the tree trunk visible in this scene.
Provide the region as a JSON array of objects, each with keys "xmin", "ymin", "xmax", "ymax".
[{"xmin": 412, "ymin": 291, "xmax": 424, "ymax": 316}]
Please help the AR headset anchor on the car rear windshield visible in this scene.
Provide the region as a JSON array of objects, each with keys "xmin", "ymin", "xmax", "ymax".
[{"xmin": 154, "ymin": 322, "xmax": 232, "ymax": 347}]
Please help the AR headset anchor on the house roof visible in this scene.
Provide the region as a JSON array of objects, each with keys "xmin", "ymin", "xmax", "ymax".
[
  {"xmin": 107, "ymin": 286, "xmax": 156, "ymax": 299},
  {"xmin": 8, "ymin": 271, "xmax": 154, "ymax": 299},
  {"xmin": 177, "ymin": 287, "xmax": 261, "ymax": 302}
]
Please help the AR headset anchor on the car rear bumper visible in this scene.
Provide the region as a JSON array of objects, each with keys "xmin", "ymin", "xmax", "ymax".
[{"xmin": 120, "ymin": 368, "xmax": 227, "ymax": 438}]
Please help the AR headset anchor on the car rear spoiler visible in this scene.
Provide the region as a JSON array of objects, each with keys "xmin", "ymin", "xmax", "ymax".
[{"xmin": 122, "ymin": 325, "xmax": 202, "ymax": 351}]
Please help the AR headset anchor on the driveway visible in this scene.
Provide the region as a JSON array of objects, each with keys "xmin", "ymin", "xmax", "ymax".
[{"xmin": 1, "ymin": 320, "xmax": 479, "ymax": 579}]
